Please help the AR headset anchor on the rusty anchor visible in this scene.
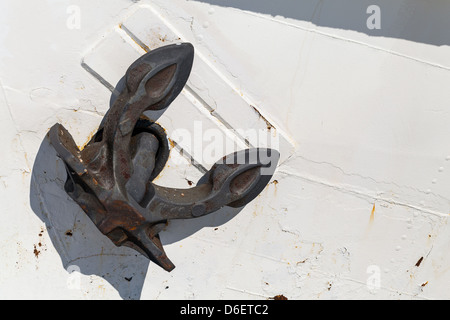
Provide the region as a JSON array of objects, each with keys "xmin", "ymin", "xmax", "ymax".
[{"xmin": 48, "ymin": 43, "xmax": 279, "ymax": 271}]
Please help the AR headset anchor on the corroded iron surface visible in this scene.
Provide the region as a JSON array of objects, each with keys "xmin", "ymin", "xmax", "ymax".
[{"xmin": 48, "ymin": 43, "xmax": 279, "ymax": 271}]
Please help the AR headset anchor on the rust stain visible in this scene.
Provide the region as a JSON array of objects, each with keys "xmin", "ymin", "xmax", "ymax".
[
  {"xmin": 415, "ymin": 256, "xmax": 424, "ymax": 267},
  {"xmin": 134, "ymin": 38, "xmax": 150, "ymax": 52},
  {"xmin": 421, "ymin": 281, "xmax": 429, "ymax": 287},
  {"xmin": 270, "ymin": 179, "xmax": 278, "ymax": 197},
  {"xmin": 369, "ymin": 203, "xmax": 375, "ymax": 224},
  {"xmin": 23, "ymin": 152, "xmax": 31, "ymax": 170},
  {"xmin": 119, "ymin": 24, "xmax": 150, "ymax": 52},
  {"xmin": 271, "ymin": 294, "xmax": 288, "ymax": 300},
  {"xmin": 168, "ymin": 137, "xmax": 175, "ymax": 149},
  {"xmin": 33, "ymin": 227, "xmax": 46, "ymax": 257},
  {"xmin": 250, "ymin": 105, "xmax": 275, "ymax": 131},
  {"xmin": 33, "ymin": 244, "xmax": 40, "ymax": 258},
  {"xmin": 427, "ymin": 234, "xmax": 433, "ymax": 245},
  {"xmin": 79, "ymin": 128, "xmax": 98, "ymax": 151}
]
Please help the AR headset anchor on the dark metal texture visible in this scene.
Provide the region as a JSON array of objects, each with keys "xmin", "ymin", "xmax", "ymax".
[{"xmin": 48, "ymin": 43, "xmax": 279, "ymax": 271}]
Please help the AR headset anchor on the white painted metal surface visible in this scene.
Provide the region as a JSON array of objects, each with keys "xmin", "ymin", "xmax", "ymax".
[{"xmin": 1, "ymin": 0, "xmax": 449, "ymax": 299}]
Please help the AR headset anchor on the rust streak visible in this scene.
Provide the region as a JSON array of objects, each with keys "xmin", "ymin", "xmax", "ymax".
[
  {"xmin": 415, "ymin": 256, "xmax": 424, "ymax": 267},
  {"xmin": 369, "ymin": 203, "xmax": 375, "ymax": 224},
  {"xmin": 250, "ymin": 105, "xmax": 275, "ymax": 131}
]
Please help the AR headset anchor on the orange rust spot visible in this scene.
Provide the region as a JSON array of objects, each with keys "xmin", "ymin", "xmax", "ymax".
[
  {"xmin": 168, "ymin": 138, "xmax": 175, "ymax": 149},
  {"xmin": 79, "ymin": 128, "xmax": 98, "ymax": 151},
  {"xmin": 33, "ymin": 245, "xmax": 40, "ymax": 258},
  {"xmin": 369, "ymin": 203, "xmax": 375, "ymax": 224},
  {"xmin": 421, "ymin": 281, "xmax": 429, "ymax": 287}
]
